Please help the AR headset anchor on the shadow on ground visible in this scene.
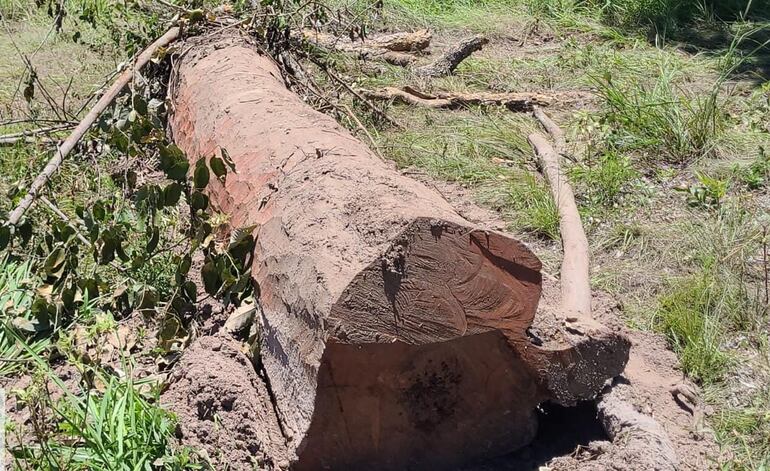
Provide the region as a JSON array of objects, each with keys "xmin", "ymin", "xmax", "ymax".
[{"xmin": 465, "ymin": 401, "xmax": 607, "ymax": 471}]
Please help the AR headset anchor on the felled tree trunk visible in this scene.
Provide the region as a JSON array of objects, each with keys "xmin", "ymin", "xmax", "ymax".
[{"xmin": 169, "ymin": 33, "xmax": 630, "ymax": 470}]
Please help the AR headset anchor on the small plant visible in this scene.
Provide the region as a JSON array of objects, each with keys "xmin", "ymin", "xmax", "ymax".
[
  {"xmin": 736, "ymin": 146, "xmax": 770, "ymax": 190},
  {"xmin": 678, "ymin": 172, "xmax": 730, "ymax": 208},
  {"xmin": 495, "ymin": 173, "xmax": 560, "ymax": 240},
  {"xmin": 8, "ymin": 351, "xmax": 201, "ymax": 470},
  {"xmin": 570, "ymin": 150, "xmax": 639, "ymax": 208},
  {"xmin": 654, "ymin": 273, "xmax": 731, "ymax": 384},
  {"xmin": 591, "ymin": 63, "xmax": 728, "ymax": 164}
]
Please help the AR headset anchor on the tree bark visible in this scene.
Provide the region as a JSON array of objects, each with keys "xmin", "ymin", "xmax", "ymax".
[
  {"xmin": 169, "ymin": 33, "xmax": 629, "ymax": 470},
  {"xmin": 415, "ymin": 35, "xmax": 489, "ymax": 77}
]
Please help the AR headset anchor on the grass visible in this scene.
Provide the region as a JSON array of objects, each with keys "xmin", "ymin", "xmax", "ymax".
[
  {"xmin": 654, "ymin": 272, "xmax": 734, "ymax": 384},
  {"xmin": 0, "ymin": 257, "xmax": 50, "ymax": 377},
  {"xmin": 378, "ymin": 109, "xmax": 561, "ymax": 237},
  {"xmin": 590, "ymin": 58, "xmax": 728, "ymax": 164},
  {"xmin": 713, "ymin": 389, "xmax": 770, "ymax": 470},
  {"xmin": 9, "ymin": 355, "xmax": 200, "ymax": 469}
]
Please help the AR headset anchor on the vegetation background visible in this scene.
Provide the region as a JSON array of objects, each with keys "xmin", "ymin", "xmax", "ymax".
[{"xmin": 0, "ymin": 0, "xmax": 769, "ymax": 469}]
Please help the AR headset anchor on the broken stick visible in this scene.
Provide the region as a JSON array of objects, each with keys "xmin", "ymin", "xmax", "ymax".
[
  {"xmin": 528, "ymin": 131, "xmax": 592, "ymax": 323},
  {"xmin": 301, "ymin": 29, "xmax": 431, "ymax": 66},
  {"xmin": 416, "ymin": 35, "xmax": 489, "ymax": 77},
  {"xmin": 529, "ymin": 113, "xmax": 677, "ymax": 469},
  {"xmin": 4, "ymin": 26, "xmax": 180, "ymax": 226}
]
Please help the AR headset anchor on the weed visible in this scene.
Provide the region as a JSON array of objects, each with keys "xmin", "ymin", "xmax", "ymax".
[
  {"xmin": 679, "ymin": 171, "xmax": 730, "ymax": 208},
  {"xmin": 570, "ymin": 150, "xmax": 639, "ymax": 208},
  {"xmin": 0, "ymin": 257, "xmax": 50, "ymax": 377},
  {"xmin": 735, "ymin": 146, "xmax": 770, "ymax": 189},
  {"xmin": 654, "ymin": 272, "xmax": 732, "ymax": 384},
  {"xmin": 504, "ymin": 174, "xmax": 560, "ymax": 239},
  {"xmin": 9, "ymin": 355, "xmax": 200, "ymax": 469},
  {"xmin": 713, "ymin": 389, "xmax": 770, "ymax": 470},
  {"xmin": 591, "ymin": 59, "xmax": 728, "ymax": 164}
]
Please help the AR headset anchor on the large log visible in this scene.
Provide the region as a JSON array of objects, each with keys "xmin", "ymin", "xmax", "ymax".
[{"xmin": 168, "ymin": 33, "xmax": 630, "ymax": 470}]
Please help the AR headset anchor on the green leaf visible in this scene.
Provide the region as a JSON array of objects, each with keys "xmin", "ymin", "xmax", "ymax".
[
  {"xmin": 209, "ymin": 156, "xmax": 227, "ymax": 181},
  {"xmin": 220, "ymin": 148, "xmax": 237, "ymax": 172},
  {"xmin": 193, "ymin": 160, "xmax": 210, "ymax": 190},
  {"xmin": 101, "ymin": 236, "xmax": 116, "ymax": 264},
  {"xmin": 44, "ymin": 247, "xmax": 67, "ymax": 277},
  {"xmin": 158, "ymin": 144, "xmax": 189, "ymax": 181},
  {"xmin": 163, "ymin": 182, "xmax": 182, "ymax": 207},
  {"xmin": 190, "ymin": 191, "xmax": 209, "ymax": 212},
  {"xmin": 146, "ymin": 227, "xmax": 160, "ymax": 254},
  {"xmin": 92, "ymin": 201, "xmax": 106, "ymax": 221},
  {"xmin": 136, "ymin": 286, "xmax": 158, "ymax": 312},
  {"xmin": 132, "ymin": 95, "xmax": 148, "ymax": 115},
  {"xmin": 201, "ymin": 259, "xmax": 221, "ymax": 295},
  {"xmin": 18, "ymin": 221, "xmax": 32, "ymax": 246},
  {"xmin": 182, "ymin": 280, "xmax": 197, "ymax": 302},
  {"xmin": 0, "ymin": 225, "xmax": 10, "ymax": 250}
]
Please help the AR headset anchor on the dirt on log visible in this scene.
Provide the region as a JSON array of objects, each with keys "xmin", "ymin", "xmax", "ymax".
[{"xmin": 168, "ymin": 33, "xmax": 630, "ymax": 470}]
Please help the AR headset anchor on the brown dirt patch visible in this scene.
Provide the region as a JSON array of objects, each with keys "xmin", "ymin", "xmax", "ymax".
[{"xmin": 161, "ymin": 335, "xmax": 289, "ymax": 470}]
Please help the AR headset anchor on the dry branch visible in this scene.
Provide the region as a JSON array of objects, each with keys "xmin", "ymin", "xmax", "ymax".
[
  {"xmin": 363, "ymin": 86, "xmax": 550, "ymax": 111},
  {"xmin": 527, "ymin": 131, "xmax": 591, "ymax": 323},
  {"xmin": 4, "ymin": 27, "xmax": 181, "ymax": 227},
  {"xmin": 416, "ymin": 35, "xmax": 488, "ymax": 77},
  {"xmin": 0, "ymin": 136, "xmax": 57, "ymax": 146},
  {"xmin": 529, "ymin": 114, "xmax": 676, "ymax": 467},
  {"xmin": 302, "ymin": 29, "xmax": 431, "ymax": 65}
]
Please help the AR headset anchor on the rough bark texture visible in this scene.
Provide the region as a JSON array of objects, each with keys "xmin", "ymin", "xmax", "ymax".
[
  {"xmin": 169, "ymin": 33, "xmax": 630, "ymax": 470},
  {"xmin": 597, "ymin": 385, "xmax": 679, "ymax": 471}
]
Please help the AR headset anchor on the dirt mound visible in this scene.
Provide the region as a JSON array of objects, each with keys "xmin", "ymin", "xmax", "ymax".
[{"xmin": 161, "ymin": 336, "xmax": 288, "ymax": 470}]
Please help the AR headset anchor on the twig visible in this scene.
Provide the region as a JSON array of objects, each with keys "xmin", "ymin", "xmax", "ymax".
[
  {"xmin": 40, "ymin": 196, "xmax": 91, "ymax": 246},
  {"xmin": 0, "ymin": 123, "xmax": 75, "ymax": 140},
  {"xmin": 0, "ymin": 118, "xmax": 76, "ymax": 127},
  {"xmin": 341, "ymin": 104, "xmax": 383, "ymax": 161},
  {"xmin": 4, "ymin": 27, "xmax": 181, "ymax": 227},
  {"xmin": 0, "ymin": 135, "xmax": 57, "ymax": 146},
  {"xmin": 309, "ymin": 57, "xmax": 403, "ymax": 129}
]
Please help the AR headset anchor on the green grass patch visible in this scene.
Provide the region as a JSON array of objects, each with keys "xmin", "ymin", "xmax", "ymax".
[
  {"xmin": 713, "ymin": 389, "xmax": 770, "ymax": 470},
  {"xmin": 570, "ymin": 150, "xmax": 639, "ymax": 209},
  {"xmin": 9, "ymin": 357, "xmax": 200, "ymax": 469},
  {"xmin": 591, "ymin": 58, "xmax": 728, "ymax": 164},
  {"xmin": 654, "ymin": 272, "xmax": 733, "ymax": 384},
  {"xmin": 378, "ymin": 109, "xmax": 561, "ymax": 238}
]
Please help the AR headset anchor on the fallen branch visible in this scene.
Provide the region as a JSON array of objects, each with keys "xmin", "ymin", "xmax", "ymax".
[
  {"xmin": 415, "ymin": 35, "xmax": 488, "ymax": 77},
  {"xmin": 0, "ymin": 123, "xmax": 75, "ymax": 140},
  {"xmin": 310, "ymin": 57, "xmax": 403, "ymax": 128},
  {"xmin": 529, "ymin": 115, "xmax": 675, "ymax": 467},
  {"xmin": 527, "ymin": 132, "xmax": 591, "ymax": 324},
  {"xmin": 302, "ymin": 29, "xmax": 431, "ymax": 66},
  {"xmin": 363, "ymin": 86, "xmax": 550, "ymax": 111},
  {"xmin": 4, "ymin": 26, "xmax": 181, "ymax": 227},
  {"xmin": 0, "ymin": 136, "xmax": 57, "ymax": 146},
  {"xmin": 533, "ymin": 106, "xmax": 565, "ymax": 153}
]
